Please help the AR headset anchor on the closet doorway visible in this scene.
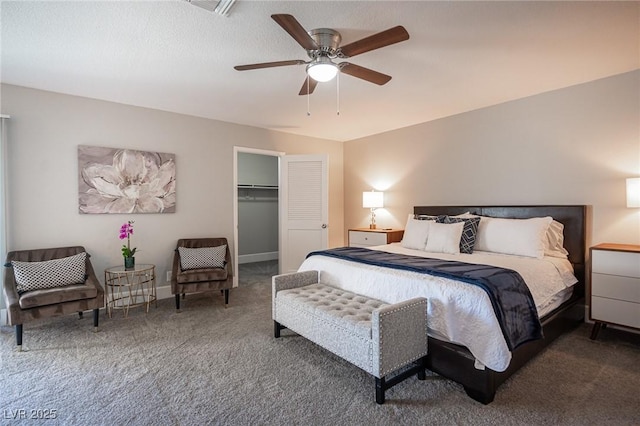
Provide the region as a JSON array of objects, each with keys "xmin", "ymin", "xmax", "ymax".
[{"xmin": 233, "ymin": 147, "xmax": 282, "ymax": 287}]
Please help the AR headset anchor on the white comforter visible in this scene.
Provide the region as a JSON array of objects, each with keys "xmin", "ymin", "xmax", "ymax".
[{"xmin": 298, "ymin": 243, "xmax": 578, "ymax": 372}]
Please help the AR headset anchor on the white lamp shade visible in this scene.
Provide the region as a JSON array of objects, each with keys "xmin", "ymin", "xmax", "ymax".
[
  {"xmin": 627, "ymin": 177, "xmax": 640, "ymax": 208},
  {"xmin": 363, "ymin": 191, "xmax": 384, "ymax": 209}
]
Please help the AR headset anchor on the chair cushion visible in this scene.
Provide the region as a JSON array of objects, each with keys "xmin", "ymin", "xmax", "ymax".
[
  {"xmin": 176, "ymin": 267, "xmax": 228, "ymax": 284},
  {"xmin": 11, "ymin": 252, "xmax": 87, "ymax": 294},
  {"xmin": 178, "ymin": 246, "xmax": 227, "ymax": 270},
  {"xmin": 19, "ymin": 282, "xmax": 98, "ymax": 309}
]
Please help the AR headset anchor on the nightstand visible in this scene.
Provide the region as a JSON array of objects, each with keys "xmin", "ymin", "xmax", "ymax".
[
  {"xmin": 348, "ymin": 228, "xmax": 404, "ymax": 248},
  {"xmin": 589, "ymin": 243, "xmax": 640, "ymax": 340}
]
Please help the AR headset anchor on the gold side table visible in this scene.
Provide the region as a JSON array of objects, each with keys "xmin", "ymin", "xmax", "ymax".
[{"xmin": 104, "ymin": 264, "xmax": 157, "ymax": 318}]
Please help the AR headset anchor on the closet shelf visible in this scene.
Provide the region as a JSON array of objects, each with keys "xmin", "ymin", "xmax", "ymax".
[
  {"xmin": 237, "ymin": 184, "xmax": 278, "ymax": 189},
  {"xmin": 238, "ymin": 184, "xmax": 278, "ymax": 202},
  {"xmin": 238, "ymin": 197, "xmax": 277, "ymax": 202}
]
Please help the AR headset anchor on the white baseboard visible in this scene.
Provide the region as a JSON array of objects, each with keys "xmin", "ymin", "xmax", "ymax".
[
  {"xmin": 238, "ymin": 251, "xmax": 278, "ymax": 264},
  {"xmin": 157, "ymin": 284, "xmax": 172, "ymax": 300}
]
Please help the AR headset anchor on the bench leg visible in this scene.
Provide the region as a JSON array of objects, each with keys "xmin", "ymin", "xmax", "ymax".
[
  {"xmin": 417, "ymin": 369, "xmax": 426, "ymax": 380},
  {"xmin": 374, "ymin": 356, "xmax": 427, "ymax": 404},
  {"xmin": 375, "ymin": 377, "xmax": 386, "ymax": 405},
  {"xmin": 417, "ymin": 356, "xmax": 427, "ymax": 380},
  {"xmin": 224, "ymin": 289, "xmax": 229, "ymax": 305},
  {"xmin": 175, "ymin": 294, "xmax": 181, "ymax": 312},
  {"xmin": 274, "ymin": 321, "xmax": 283, "ymax": 338}
]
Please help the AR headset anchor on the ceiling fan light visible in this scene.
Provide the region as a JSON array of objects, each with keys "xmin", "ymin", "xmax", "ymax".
[{"xmin": 307, "ymin": 62, "xmax": 338, "ymax": 82}]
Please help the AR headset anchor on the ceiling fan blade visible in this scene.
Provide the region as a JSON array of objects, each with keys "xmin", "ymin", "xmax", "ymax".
[
  {"xmin": 339, "ymin": 26, "xmax": 409, "ymax": 58},
  {"xmin": 271, "ymin": 14, "xmax": 318, "ymax": 51},
  {"xmin": 339, "ymin": 63, "xmax": 392, "ymax": 85},
  {"xmin": 234, "ymin": 60, "xmax": 306, "ymax": 71},
  {"xmin": 298, "ymin": 76, "xmax": 319, "ymax": 96}
]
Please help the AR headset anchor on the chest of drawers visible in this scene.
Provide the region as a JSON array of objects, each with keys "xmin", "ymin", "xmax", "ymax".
[{"xmin": 589, "ymin": 243, "xmax": 640, "ymax": 339}]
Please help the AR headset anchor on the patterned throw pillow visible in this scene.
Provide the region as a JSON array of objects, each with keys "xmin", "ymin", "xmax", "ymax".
[
  {"xmin": 178, "ymin": 245, "xmax": 227, "ymax": 270},
  {"xmin": 414, "ymin": 214, "xmax": 444, "ymax": 221},
  {"xmin": 12, "ymin": 252, "xmax": 87, "ymax": 294},
  {"xmin": 442, "ymin": 216, "xmax": 481, "ymax": 254}
]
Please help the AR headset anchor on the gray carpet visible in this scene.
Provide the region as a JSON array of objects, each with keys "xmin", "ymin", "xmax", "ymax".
[{"xmin": 1, "ymin": 260, "xmax": 639, "ymax": 425}]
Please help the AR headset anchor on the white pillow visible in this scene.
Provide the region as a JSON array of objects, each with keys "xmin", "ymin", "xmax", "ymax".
[
  {"xmin": 178, "ymin": 245, "xmax": 227, "ymax": 270},
  {"xmin": 424, "ymin": 222, "xmax": 464, "ymax": 255},
  {"xmin": 474, "ymin": 216, "xmax": 552, "ymax": 259},
  {"xmin": 545, "ymin": 220, "xmax": 569, "ymax": 258},
  {"xmin": 401, "ymin": 215, "xmax": 433, "ymax": 250}
]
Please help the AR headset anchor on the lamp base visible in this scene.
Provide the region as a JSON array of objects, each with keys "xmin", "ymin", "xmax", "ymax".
[{"xmin": 369, "ymin": 224, "xmax": 377, "ymax": 229}]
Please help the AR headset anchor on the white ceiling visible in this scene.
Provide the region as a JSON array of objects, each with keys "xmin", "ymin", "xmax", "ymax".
[{"xmin": 2, "ymin": 1, "xmax": 638, "ymax": 142}]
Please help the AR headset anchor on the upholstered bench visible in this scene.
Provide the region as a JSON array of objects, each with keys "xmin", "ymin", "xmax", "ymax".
[{"xmin": 272, "ymin": 270, "xmax": 428, "ymax": 404}]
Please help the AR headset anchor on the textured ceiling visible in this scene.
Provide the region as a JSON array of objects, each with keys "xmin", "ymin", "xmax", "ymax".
[{"xmin": 2, "ymin": 1, "xmax": 639, "ymax": 141}]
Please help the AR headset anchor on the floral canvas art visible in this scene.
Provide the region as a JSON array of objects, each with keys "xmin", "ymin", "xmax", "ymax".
[{"xmin": 78, "ymin": 145, "xmax": 176, "ymax": 214}]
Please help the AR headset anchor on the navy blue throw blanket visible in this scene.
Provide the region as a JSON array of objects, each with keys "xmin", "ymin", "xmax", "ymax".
[{"xmin": 306, "ymin": 247, "xmax": 542, "ymax": 351}]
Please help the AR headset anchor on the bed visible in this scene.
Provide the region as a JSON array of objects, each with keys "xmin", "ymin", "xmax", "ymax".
[{"xmin": 299, "ymin": 205, "xmax": 586, "ymax": 404}]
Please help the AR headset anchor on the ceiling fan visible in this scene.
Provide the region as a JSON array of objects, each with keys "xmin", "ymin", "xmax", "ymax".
[{"xmin": 234, "ymin": 14, "xmax": 410, "ymax": 95}]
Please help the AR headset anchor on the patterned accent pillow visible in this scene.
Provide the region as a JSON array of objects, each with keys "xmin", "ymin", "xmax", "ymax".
[
  {"xmin": 178, "ymin": 245, "xmax": 227, "ymax": 270},
  {"xmin": 12, "ymin": 252, "xmax": 87, "ymax": 294},
  {"xmin": 414, "ymin": 214, "xmax": 444, "ymax": 221},
  {"xmin": 442, "ymin": 216, "xmax": 481, "ymax": 254}
]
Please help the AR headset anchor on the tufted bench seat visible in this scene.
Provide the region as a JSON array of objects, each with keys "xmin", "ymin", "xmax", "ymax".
[{"xmin": 272, "ymin": 270, "xmax": 428, "ymax": 404}]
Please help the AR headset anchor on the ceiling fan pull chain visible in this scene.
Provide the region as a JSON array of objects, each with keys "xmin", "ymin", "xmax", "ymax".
[
  {"xmin": 307, "ymin": 77, "xmax": 311, "ymax": 116},
  {"xmin": 336, "ymin": 72, "xmax": 340, "ymax": 116}
]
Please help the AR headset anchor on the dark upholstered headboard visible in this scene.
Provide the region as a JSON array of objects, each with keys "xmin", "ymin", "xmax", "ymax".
[{"xmin": 413, "ymin": 205, "xmax": 587, "ymax": 293}]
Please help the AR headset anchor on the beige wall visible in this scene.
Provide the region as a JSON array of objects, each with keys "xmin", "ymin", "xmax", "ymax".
[
  {"xmin": 1, "ymin": 84, "xmax": 344, "ymax": 288},
  {"xmin": 344, "ymin": 70, "xmax": 640, "ymax": 248},
  {"xmin": 3, "ymin": 70, "xmax": 639, "ymax": 295}
]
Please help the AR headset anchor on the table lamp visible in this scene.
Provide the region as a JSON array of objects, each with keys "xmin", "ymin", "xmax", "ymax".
[{"xmin": 363, "ymin": 190, "xmax": 384, "ymax": 229}]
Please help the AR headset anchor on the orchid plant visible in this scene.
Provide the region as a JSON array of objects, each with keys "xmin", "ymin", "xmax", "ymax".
[{"xmin": 119, "ymin": 220, "xmax": 137, "ymax": 258}]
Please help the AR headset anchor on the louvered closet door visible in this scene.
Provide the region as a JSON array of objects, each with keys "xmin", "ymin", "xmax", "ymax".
[{"xmin": 280, "ymin": 154, "xmax": 328, "ymax": 273}]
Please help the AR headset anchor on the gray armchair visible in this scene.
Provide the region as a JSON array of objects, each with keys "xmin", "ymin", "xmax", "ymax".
[
  {"xmin": 171, "ymin": 238, "xmax": 234, "ymax": 311},
  {"xmin": 3, "ymin": 246, "xmax": 104, "ymax": 351}
]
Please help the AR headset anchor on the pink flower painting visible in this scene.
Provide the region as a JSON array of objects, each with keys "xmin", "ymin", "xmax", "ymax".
[{"xmin": 78, "ymin": 145, "xmax": 176, "ymax": 214}]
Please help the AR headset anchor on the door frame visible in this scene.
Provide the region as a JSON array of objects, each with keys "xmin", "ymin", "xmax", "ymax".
[{"xmin": 233, "ymin": 146, "xmax": 284, "ymax": 288}]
